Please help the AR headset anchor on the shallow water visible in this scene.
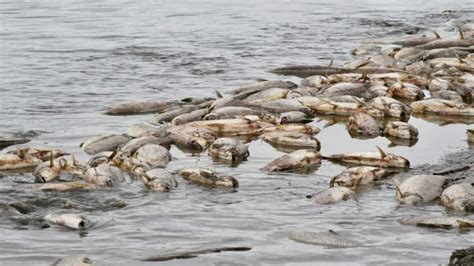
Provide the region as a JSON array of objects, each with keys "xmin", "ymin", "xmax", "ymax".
[{"xmin": 1, "ymin": 0, "xmax": 474, "ymax": 265}]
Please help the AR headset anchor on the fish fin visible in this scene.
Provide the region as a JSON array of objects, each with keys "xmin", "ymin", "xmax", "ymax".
[
  {"xmin": 328, "ymin": 229, "xmax": 339, "ymax": 235},
  {"xmin": 352, "ymin": 96, "xmax": 366, "ymax": 106},
  {"xmin": 215, "ymin": 90, "xmax": 224, "ymax": 99},
  {"xmin": 459, "ymin": 28, "xmax": 464, "ymax": 40},
  {"xmin": 79, "ymin": 141, "xmax": 84, "ymax": 148},
  {"xmin": 376, "ymin": 145, "xmax": 387, "ymax": 158},
  {"xmin": 71, "ymin": 155, "xmax": 76, "ymax": 166},
  {"xmin": 432, "ymin": 31, "xmax": 441, "ymax": 39},
  {"xmin": 255, "ymin": 78, "xmax": 267, "ymax": 82},
  {"xmin": 457, "ymin": 219, "xmax": 474, "ymax": 229},
  {"xmin": 108, "ymin": 150, "xmax": 118, "ymax": 160},
  {"xmin": 394, "ymin": 179, "xmax": 403, "ymax": 199},
  {"xmin": 49, "ymin": 151, "xmax": 54, "ymax": 167},
  {"xmin": 328, "ymin": 59, "xmax": 334, "ymax": 67}
]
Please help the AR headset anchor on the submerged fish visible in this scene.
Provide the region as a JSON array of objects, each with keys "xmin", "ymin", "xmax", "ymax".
[
  {"xmin": 395, "ymin": 175, "xmax": 446, "ymax": 205},
  {"xmin": 398, "ymin": 215, "xmax": 474, "ymax": 229},
  {"xmin": 330, "ymin": 166, "xmax": 391, "ymax": 189},
  {"xmin": 44, "ymin": 213, "xmax": 92, "ymax": 230},
  {"xmin": 36, "ymin": 182, "xmax": 97, "ymax": 191},
  {"xmin": 314, "ymin": 187, "xmax": 355, "ymax": 204},
  {"xmin": 208, "ymin": 138, "xmax": 249, "ymax": 162},
  {"xmin": 324, "ymin": 146, "xmax": 409, "ymax": 168},
  {"xmin": 262, "ymin": 149, "xmax": 321, "ymax": 172},
  {"xmin": 178, "ymin": 167, "xmax": 238, "ymax": 188},
  {"xmin": 383, "ymin": 121, "xmax": 418, "ymax": 140},
  {"xmin": 80, "ymin": 134, "xmax": 130, "ymax": 155},
  {"xmin": 346, "ymin": 113, "xmax": 381, "ymax": 137},
  {"xmin": 141, "ymin": 169, "xmax": 178, "ymax": 192},
  {"xmin": 288, "ymin": 230, "xmax": 360, "ymax": 247},
  {"xmin": 440, "ymin": 183, "xmax": 474, "ymax": 212},
  {"xmin": 261, "ymin": 132, "xmax": 320, "ymax": 151}
]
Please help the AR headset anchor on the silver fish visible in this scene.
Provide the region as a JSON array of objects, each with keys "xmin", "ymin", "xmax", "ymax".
[
  {"xmin": 80, "ymin": 134, "xmax": 130, "ymax": 155},
  {"xmin": 324, "ymin": 146, "xmax": 410, "ymax": 168},
  {"xmin": 288, "ymin": 230, "xmax": 360, "ymax": 247},
  {"xmin": 126, "ymin": 123, "xmax": 165, "ymax": 138},
  {"xmin": 120, "ymin": 136, "xmax": 171, "ymax": 155},
  {"xmin": 171, "ymin": 109, "xmax": 209, "ymax": 125},
  {"xmin": 300, "ymin": 75, "xmax": 329, "ymax": 89},
  {"xmin": 104, "ymin": 100, "xmax": 177, "ymax": 116},
  {"xmin": 383, "ymin": 121, "xmax": 418, "ymax": 140},
  {"xmin": 262, "ymin": 149, "xmax": 320, "ymax": 172},
  {"xmin": 330, "ymin": 166, "xmax": 391, "ymax": 189},
  {"xmin": 204, "ymin": 107, "xmax": 260, "ymax": 120},
  {"xmin": 179, "ymin": 167, "xmax": 238, "ymax": 188},
  {"xmin": 44, "ymin": 213, "xmax": 92, "ymax": 230},
  {"xmin": 366, "ymin": 96, "xmax": 410, "ymax": 120},
  {"xmin": 256, "ymin": 99, "xmax": 313, "ymax": 115},
  {"xmin": 208, "ymin": 138, "xmax": 249, "ymax": 162},
  {"xmin": 410, "ymin": 99, "xmax": 474, "ymax": 116},
  {"xmin": 314, "ymin": 187, "xmax": 355, "ymax": 204},
  {"xmin": 319, "ymin": 82, "xmax": 369, "ymax": 98},
  {"xmin": 346, "ymin": 113, "xmax": 381, "ymax": 137},
  {"xmin": 150, "ymin": 105, "xmax": 199, "ymax": 124},
  {"xmin": 231, "ymin": 80, "xmax": 297, "ymax": 95},
  {"xmin": 440, "ymin": 183, "xmax": 474, "ymax": 212},
  {"xmin": 87, "ymin": 151, "xmax": 113, "ymax": 167},
  {"xmin": 261, "ymin": 132, "xmax": 320, "ymax": 151},
  {"xmin": 244, "ymin": 87, "xmax": 291, "ymax": 103},
  {"xmin": 395, "ymin": 175, "xmax": 445, "ymax": 205},
  {"xmin": 369, "ymin": 54, "xmax": 397, "ymax": 68}
]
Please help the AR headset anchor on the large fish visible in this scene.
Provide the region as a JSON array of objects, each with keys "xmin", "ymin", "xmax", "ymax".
[
  {"xmin": 84, "ymin": 164, "xmax": 127, "ymax": 187},
  {"xmin": 0, "ymin": 153, "xmax": 42, "ymax": 171},
  {"xmin": 383, "ymin": 121, "xmax": 418, "ymax": 140},
  {"xmin": 262, "ymin": 149, "xmax": 320, "ymax": 172},
  {"xmin": 80, "ymin": 134, "xmax": 131, "ymax": 155},
  {"xmin": 140, "ymin": 169, "xmax": 178, "ymax": 192},
  {"xmin": 398, "ymin": 215, "xmax": 474, "ymax": 229},
  {"xmin": 132, "ymin": 144, "xmax": 171, "ymax": 169},
  {"xmin": 410, "ymin": 99, "xmax": 474, "ymax": 116},
  {"xmin": 104, "ymin": 100, "xmax": 178, "ymax": 116},
  {"xmin": 150, "ymin": 105, "xmax": 200, "ymax": 124},
  {"xmin": 288, "ymin": 230, "xmax": 360, "ymax": 247},
  {"xmin": 231, "ymin": 80, "xmax": 297, "ymax": 95},
  {"xmin": 314, "ymin": 187, "xmax": 355, "ymax": 204},
  {"xmin": 44, "ymin": 213, "xmax": 92, "ymax": 230},
  {"xmin": 440, "ymin": 183, "xmax": 474, "ymax": 212},
  {"xmin": 395, "ymin": 175, "xmax": 445, "ymax": 205},
  {"xmin": 346, "ymin": 113, "xmax": 381, "ymax": 137},
  {"xmin": 261, "ymin": 132, "xmax": 320, "ymax": 151},
  {"xmin": 330, "ymin": 166, "xmax": 391, "ymax": 189},
  {"xmin": 208, "ymin": 138, "xmax": 249, "ymax": 162},
  {"xmin": 324, "ymin": 146, "xmax": 409, "ymax": 168}
]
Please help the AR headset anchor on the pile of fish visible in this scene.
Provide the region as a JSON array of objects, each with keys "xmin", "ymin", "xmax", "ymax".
[{"xmin": 1, "ymin": 26, "xmax": 473, "ymax": 253}]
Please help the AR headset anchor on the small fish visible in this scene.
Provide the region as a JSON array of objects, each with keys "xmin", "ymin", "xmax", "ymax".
[
  {"xmin": 262, "ymin": 149, "xmax": 321, "ymax": 172},
  {"xmin": 330, "ymin": 166, "xmax": 391, "ymax": 189},
  {"xmin": 383, "ymin": 121, "xmax": 418, "ymax": 140},
  {"xmin": 208, "ymin": 138, "xmax": 249, "ymax": 162},
  {"xmin": 440, "ymin": 183, "xmax": 474, "ymax": 212},
  {"xmin": 261, "ymin": 132, "xmax": 320, "ymax": 151},
  {"xmin": 44, "ymin": 213, "xmax": 92, "ymax": 230},
  {"xmin": 179, "ymin": 167, "xmax": 238, "ymax": 188},
  {"xmin": 80, "ymin": 134, "xmax": 130, "ymax": 155},
  {"xmin": 314, "ymin": 187, "xmax": 355, "ymax": 204},
  {"xmin": 398, "ymin": 215, "xmax": 474, "ymax": 229},
  {"xmin": 395, "ymin": 175, "xmax": 446, "ymax": 205},
  {"xmin": 324, "ymin": 146, "xmax": 409, "ymax": 168},
  {"xmin": 288, "ymin": 230, "xmax": 360, "ymax": 247}
]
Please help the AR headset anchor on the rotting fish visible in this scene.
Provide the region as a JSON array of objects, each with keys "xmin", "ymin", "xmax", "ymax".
[
  {"xmin": 34, "ymin": 155, "xmax": 87, "ymax": 183},
  {"xmin": 250, "ymin": 99, "xmax": 313, "ymax": 115},
  {"xmin": 423, "ymin": 47, "xmax": 470, "ymax": 60},
  {"xmin": 243, "ymin": 87, "xmax": 291, "ymax": 103},
  {"xmin": 288, "ymin": 230, "xmax": 360, "ymax": 247},
  {"xmin": 140, "ymin": 169, "xmax": 178, "ymax": 192},
  {"xmin": 383, "ymin": 121, "xmax": 418, "ymax": 140},
  {"xmin": 314, "ymin": 187, "xmax": 355, "ymax": 204},
  {"xmin": 428, "ymin": 78, "xmax": 453, "ymax": 92},
  {"xmin": 369, "ymin": 54, "xmax": 397, "ymax": 68},
  {"xmin": 80, "ymin": 134, "xmax": 130, "ymax": 155},
  {"xmin": 119, "ymin": 136, "xmax": 171, "ymax": 155},
  {"xmin": 262, "ymin": 149, "xmax": 321, "ymax": 172},
  {"xmin": 10, "ymin": 147, "xmax": 68, "ymax": 162},
  {"xmin": 150, "ymin": 105, "xmax": 199, "ymax": 125},
  {"xmin": 300, "ymin": 75, "xmax": 329, "ymax": 89},
  {"xmin": 391, "ymin": 32, "xmax": 441, "ymax": 47},
  {"xmin": 276, "ymin": 111, "xmax": 313, "ymax": 124},
  {"xmin": 126, "ymin": 123, "xmax": 166, "ymax": 138},
  {"xmin": 36, "ymin": 182, "xmax": 97, "ymax": 191},
  {"xmin": 0, "ymin": 153, "xmax": 42, "ymax": 171},
  {"xmin": 171, "ymin": 108, "xmax": 209, "ymax": 125},
  {"xmin": 44, "ymin": 213, "xmax": 91, "ymax": 230},
  {"xmin": 398, "ymin": 215, "xmax": 474, "ymax": 229},
  {"xmin": 394, "ymin": 47, "xmax": 426, "ymax": 64},
  {"xmin": 318, "ymin": 82, "xmax": 369, "ymax": 98},
  {"xmin": 168, "ymin": 128, "xmax": 215, "ymax": 151},
  {"xmin": 180, "ymin": 117, "xmax": 270, "ymax": 136},
  {"xmin": 204, "ymin": 107, "xmax": 261, "ymax": 120},
  {"xmin": 440, "ymin": 183, "xmax": 474, "ymax": 212},
  {"xmin": 87, "ymin": 151, "xmax": 113, "ymax": 167},
  {"xmin": 389, "ymin": 81, "xmax": 424, "ymax": 101},
  {"xmin": 431, "ymin": 90, "xmax": 464, "ymax": 103},
  {"xmin": 329, "ymin": 166, "xmax": 392, "ymax": 189},
  {"xmin": 104, "ymin": 100, "xmax": 178, "ymax": 116},
  {"xmin": 346, "ymin": 112, "xmax": 381, "ymax": 137},
  {"xmin": 208, "ymin": 138, "xmax": 249, "ymax": 162},
  {"xmin": 301, "ymin": 97, "xmax": 366, "ymax": 116},
  {"xmin": 52, "ymin": 256, "xmax": 93, "ymax": 266},
  {"xmin": 367, "ymin": 85, "xmax": 392, "ymax": 98},
  {"xmin": 0, "ymin": 135, "xmax": 30, "ymax": 150},
  {"xmin": 178, "ymin": 167, "xmax": 238, "ymax": 188},
  {"xmin": 132, "ymin": 144, "xmax": 171, "ymax": 169},
  {"xmin": 395, "ymin": 175, "xmax": 446, "ymax": 205},
  {"xmin": 410, "ymin": 99, "xmax": 474, "ymax": 116},
  {"xmin": 261, "ymin": 123, "xmax": 320, "ymax": 135},
  {"xmin": 269, "ymin": 65, "xmax": 406, "ymax": 78},
  {"xmin": 84, "ymin": 164, "xmax": 127, "ymax": 187},
  {"xmin": 468, "ymin": 129, "xmax": 474, "ymax": 143},
  {"xmin": 323, "ymin": 146, "xmax": 410, "ymax": 168},
  {"xmin": 366, "ymin": 96, "xmax": 411, "ymax": 120},
  {"xmin": 404, "ymin": 61, "xmax": 432, "ymax": 76},
  {"xmin": 231, "ymin": 80, "xmax": 297, "ymax": 95},
  {"xmin": 416, "ymin": 36, "xmax": 474, "ymax": 50},
  {"xmin": 261, "ymin": 132, "xmax": 320, "ymax": 151}
]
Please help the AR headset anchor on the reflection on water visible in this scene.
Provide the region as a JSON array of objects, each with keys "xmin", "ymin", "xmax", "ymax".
[{"xmin": 0, "ymin": 0, "xmax": 473, "ymax": 264}]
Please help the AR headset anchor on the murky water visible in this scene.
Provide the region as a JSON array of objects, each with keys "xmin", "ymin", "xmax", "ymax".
[{"xmin": 1, "ymin": 0, "xmax": 473, "ymax": 265}]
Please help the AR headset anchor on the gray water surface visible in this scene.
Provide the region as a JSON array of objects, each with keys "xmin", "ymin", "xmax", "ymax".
[{"xmin": 1, "ymin": 1, "xmax": 473, "ymax": 265}]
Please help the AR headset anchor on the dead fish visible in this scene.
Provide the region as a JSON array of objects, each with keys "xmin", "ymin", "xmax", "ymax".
[
  {"xmin": 416, "ymin": 37, "xmax": 474, "ymax": 50},
  {"xmin": 36, "ymin": 182, "xmax": 97, "ymax": 191},
  {"xmin": 366, "ymin": 96, "xmax": 411, "ymax": 120},
  {"xmin": 398, "ymin": 215, "xmax": 474, "ymax": 229},
  {"xmin": 351, "ymin": 43, "xmax": 381, "ymax": 56},
  {"xmin": 389, "ymin": 81, "xmax": 424, "ymax": 101},
  {"xmin": 244, "ymin": 87, "xmax": 291, "ymax": 103},
  {"xmin": 330, "ymin": 166, "xmax": 391, "ymax": 189},
  {"xmin": 324, "ymin": 146, "xmax": 409, "ymax": 168},
  {"xmin": 346, "ymin": 112, "xmax": 381, "ymax": 137},
  {"xmin": 231, "ymin": 80, "xmax": 297, "ymax": 95},
  {"xmin": 261, "ymin": 123, "xmax": 320, "ymax": 135},
  {"xmin": 44, "ymin": 213, "xmax": 91, "ymax": 230},
  {"xmin": 300, "ymin": 97, "xmax": 366, "ymax": 116},
  {"xmin": 300, "ymin": 75, "xmax": 329, "ymax": 89},
  {"xmin": 410, "ymin": 99, "xmax": 474, "ymax": 116},
  {"xmin": 181, "ymin": 117, "xmax": 271, "ymax": 136},
  {"xmin": 179, "ymin": 167, "xmax": 238, "ymax": 188},
  {"xmin": 262, "ymin": 149, "xmax": 321, "ymax": 172},
  {"xmin": 369, "ymin": 54, "xmax": 397, "ymax": 68},
  {"xmin": 119, "ymin": 136, "xmax": 171, "ymax": 155},
  {"xmin": 0, "ymin": 135, "xmax": 30, "ymax": 150},
  {"xmin": 431, "ymin": 90, "xmax": 463, "ymax": 103},
  {"xmin": 168, "ymin": 128, "xmax": 216, "ymax": 151},
  {"xmin": 140, "ymin": 169, "xmax": 177, "ymax": 192},
  {"xmin": 150, "ymin": 105, "xmax": 199, "ymax": 125},
  {"xmin": 269, "ymin": 65, "xmax": 347, "ymax": 78},
  {"xmin": 395, "ymin": 175, "xmax": 445, "ymax": 205},
  {"xmin": 34, "ymin": 155, "xmax": 87, "ymax": 183},
  {"xmin": 104, "ymin": 100, "xmax": 177, "ymax": 116},
  {"xmin": 383, "ymin": 121, "xmax": 418, "ymax": 140},
  {"xmin": 328, "ymin": 95, "xmax": 367, "ymax": 104},
  {"xmin": 440, "ymin": 183, "xmax": 474, "ymax": 212},
  {"xmin": 179, "ymin": 97, "xmax": 214, "ymax": 105},
  {"xmin": 288, "ymin": 230, "xmax": 360, "ymax": 247},
  {"xmin": 10, "ymin": 147, "xmax": 68, "ymax": 162},
  {"xmin": 392, "ymin": 32, "xmax": 441, "ymax": 47},
  {"xmin": 132, "ymin": 144, "xmax": 171, "ymax": 169},
  {"xmin": 262, "ymin": 132, "xmax": 320, "ymax": 150},
  {"xmin": 126, "ymin": 123, "xmax": 165, "ymax": 138},
  {"xmin": 0, "ymin": 153, "xmax": 42, "ymax": 170},
  {"xmin": 204, "ymin": 107, "xmax": 260, "ymax": 120},
  {"xmin": 208, "ymin": 138, "xmax": 249, "ymax": 162},
  {"xmin": 84, "ymin": 164, "xmax": 126, "ymax": 187},
  {"xmin": 52, "ymin": 256, "xmax": 93, "ymax": 266},
  {"xmin": 252, "ymin": 99, "xmax": 313, "ymax": 115},
  {"xmin": 423, "ymin": 47, "xmax": 470, "ymax": 60},
  {"xmin": 286, "ymin": 86, "xmax": 318, "ymax": 99},
  {"xmin": 314, "ymin": 187, "xmax": 355, "ymax": 204},
  {"xmin": 404, "ymin": 61, "xmax": 433, "ymax": 75},
  {"xmin": 171, "ymin": 109, "xmax": 209, "ymax": 125},
  {"xmin": 428, "ymin": 78, "xmax": 453, "ymax": 92},
  {"xmin": 343, "ymin": 58, "xmax": 371, "ymax": 69},
  {"xmin": 276, "ymin": 111, "xmax": 312, "ymax": 124},
  {"xmin": 368, "ymin": 85, "xmax": 392, "ymax": 98},
  {"xmin": 80, "ymin": 134, "xmax": 130, "ymax": 155},
  {"xmin": 318, "ymin": 82, "xmax": 369, "ymax": 98},
  {"xmin": 87, "ymin": 151, "xmax": 113, "ymax": 167},
  {"xmin": 394, "ymin": 47, "xmax": 426, "ymax": 64}
]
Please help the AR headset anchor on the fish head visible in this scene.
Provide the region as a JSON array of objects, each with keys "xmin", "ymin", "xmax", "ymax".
[
  {"xmin": 385, "ymin": 154, "xmax": 410, "ymax": 168},
  {"xmin": 298, "ymin": 106, "xmax": 314, "ymax": 116},
  {"xmin": 215, "ymin": 174, "xmax": 239, "ymax": 188},
  {"xmin": 188, "ymin": 137, "xmax": 209, "ymax": 151},
  {"xmin": 147, "ymin": 179, "xmax": 170, "ymax": 192},
  {"xmin": 387, "ymin": 103, "xmax": 410, "ymax": 120}
]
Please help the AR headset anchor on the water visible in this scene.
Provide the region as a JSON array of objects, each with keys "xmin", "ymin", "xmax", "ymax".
[{"xmin": 1, "ymin": 0, "xmax": 473, "ymax": 265}]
